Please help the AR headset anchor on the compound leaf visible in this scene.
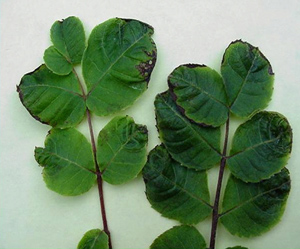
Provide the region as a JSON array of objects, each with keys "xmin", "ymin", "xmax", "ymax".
[
  {"xmin": 221, "ymin": 168, "xmax": 291, "ymax": 237},
  {"xmin": 17, "ymin": 65, "xmax": 86, "ymax": 128},
  {"xmin": 82, "ymin": 18, "xmax": 157, "ymax": 116},
  {"xmin": 77, "ymin": 229, "xmax": 109, "ymax": 249},
  {"xmin": 227, "ymin": 111, "xmax": 292, "ymax": 182},
  {"xmin": 50, "ymin": 16, "xmax": 86, "ymax": 65},
  {"xmin": 169, "ymin": 64, "xmax": 228, "ymax": 127},
  {"xmin": 155, "ymin": 90, "xmax": 221, "ymax": 170},
  {"xmin": 143, "ymin": 145, "xmax": 211, "ymax": 224},
  {"xmin": 221, "ymin": 40, "xmax": 274, "ymax": 118},
  {"xmin": 150, "ymin": 225, "xmax": 206, "ymax": 249},
  {"xmin": 44, "ymin": 46, "xmax": 73, "ymax": 75},
  {"xmin": 97, "ymin": 116, "xmax": 148, "ymax": 185},
  {"xmin": 35, "ymin": 128, "xmax": 96, "ymax": 196}
]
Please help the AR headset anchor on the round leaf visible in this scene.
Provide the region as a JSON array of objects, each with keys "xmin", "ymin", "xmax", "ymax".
[
  {"xmin": 77, "ymin": 229, "xmax": 109, "ymax": 249},
  {"xmin": 221, "ymin": 168, "xmax": 291, "ymax": 237},
  {"xmin": 17, "ymin": 65, "xmax": 86, "ymax": 128},
  {"xmin": 150, "ymin": 225, "xmax": 206, "ymax": 249},
  {"xmin": 221, "ymin": 40, "xmax": 274, "ymax": 118},
  {"xmin": 155, "ymin": 90, "xmax": 222, "ymax": 170},
  {"xmin": 35, "ymin": 128, "xmax": 96, "ymax": 196},
  {"xmin": 227, "ymin": 111, "xmax": 292, "ymax": 182},
  {"xmin": 97, "ymin": 116, "xmax": 148, "ymax": 185},
  {"xmin": 82, "ymin": 18, "xmax": 157, "ymax": 116},
  {"xmin": 44, "ymin": 46, "xmax": 72, "ymax": 75},
  {"xmin": 169, "ymin": 64, "xmax": 229, "ymax": 127},
  {"xmin": 50, "ymin": 16, "xmax": 86, "ymax": 64},
  {"xmin": 143, "ymin": 145, "xmax": 212, "ymax": 224}
]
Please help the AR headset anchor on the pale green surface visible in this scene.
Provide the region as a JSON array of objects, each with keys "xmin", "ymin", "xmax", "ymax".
[
  {"xmin": 18, "ymin": 65, "xmax": 86, "ymax": 128},
  {"xmin": 35, "ymin": 128, "xmax": 96, "ymax": 196},
  {"xmin": 82, "ymin": 18, "xmax": 156, "ymax": 116},
  {"xmin": 221, "ymin": 169, "xmax": 290, "ymax": 238},
  {"xmin": 155, "ymin": 90, "xmax": 221, "ymax": 170},
  {"xmin": 77, "ymin": 229, "xmax": 109, "ymax": 249},
  {"xmin": 1, "ymin": 1, "xmax": 300, "ymax": 249},
  {"xmin": 150, "ymin": 225, "xmax": 206, "ymax": 249},
  {"xmin": 97, "ymin": 116, "xmax": 148, "ymax": 185},
  {"xmin": 143, "ymin": 145, "xmax": 211, "ymax": 224},
  {"xmin": 228, "ymin": 111, "xmax": 292, "ymax": 182},
  {"xmin": 221, "ymin": 40, "xmax": 274, "ymax": 118},
  {"xmin": 44, "ymin": 46, "xmax": 72, "ymax": 75},
  {"xmin": 169, "ymin": 64, "xmax": 228, "ymax": 127},
  {"xmin": 50, "ymin": 16, "xmax": 86, "ymax": 64}
]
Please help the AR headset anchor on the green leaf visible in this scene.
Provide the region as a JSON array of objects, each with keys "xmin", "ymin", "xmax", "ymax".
[
  {"xmin": 77, "ymin": 229, "xmax": 109, "ymax": 249},
  {"xmin": 50, "ymin": 16, "xmax": 85, "ymax": 64},
  {"xmin": 150, "ymin": 225, "xmax": 206, "ymax": 249},
  {"xmin": 35, "ymin": 128, "xmax": 96, "ymax": 196},
  {"xmin": 17, "ymin": 65, "xmax": 86, "ymax": 128},
  {"xmin": 169, "ymin": 64, "xmax": 228, "ymax": 127},
  {"xmin": 82, "ymin": 18, "xmax": 157, "ymax": 116},
  {"xmin": 155, "ymin": 90, "xmax": 221, "ymax": 170},
  {"xmin": 97, "ymin": 116, "xmax": 148, "ymax": 185},
  {"xmin": 221, "ymin": 168, "xmax": 291, "ymax": 238},
  {"xmin": 221, "ymin": 40, "xmax": 274, "ymax": 118},
  {"xmin": 44, "ymin": 46, "xmax": 72, "ymax": 75},
  {"xmin": 143, "ymin": 145, "xmax": 212, "ymax": 224},
  {"xmin": 227, "ymin": 111, "xmax": 292, "ymax": 182}
]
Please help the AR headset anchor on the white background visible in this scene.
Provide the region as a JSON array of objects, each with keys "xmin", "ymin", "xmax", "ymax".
[{"xmin": 1, "ymin": 0, "xmax": 300, "ymax": 248}]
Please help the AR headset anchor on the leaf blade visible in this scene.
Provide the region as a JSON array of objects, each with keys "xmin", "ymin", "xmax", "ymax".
[
  {"xmin": 227, "ymin": 111, "xmax": 292, "ymax": 182},
  {"xmin": 143, "ymin": 145, "xmax": 212, "ymax": 224},
  {"xmin": 43, "ymin": 46, "xmax": 72, "ymax": 75},
  {"xmin": 150, "ymin": 225, "xmax": 206, "ymax": 249},
  {"xmin": 77, "ymin": 229, "xmax": 109, "ymax": 249},
  {"xmin": 18, "ymin": 65, "xmax": 86, "ymax": 128},
  {"xmin": 50, "ymin": 16, "xmax": 86, "ymax": 64},
  {"xmin": 35, "ymin": 128, "xmax": 96, "ymax": 196},
  {"xmin": 83, "ymin": 18, "xmax": 157, "ymax": 116},
  {"xmin": 169, "ymin": 64, "xmax": 228, "ymax": 127},
  {"xmin": 155, "ymin": 90, "xmax": 221, "ymax": 170},
  {"xmin": 97, "ymin": 116, "xmax": 148, "ymax": 185},
  {"xmin": 221, "ymin": 40, "xmax": 274, "ymax": 118},
  {"xmin": 221, "ymin": 168, "xmax": 291, "ymax": 237}
]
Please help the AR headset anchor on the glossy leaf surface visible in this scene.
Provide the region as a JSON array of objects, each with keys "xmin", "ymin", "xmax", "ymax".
[
  {"xmin": 97, "ymin": 116, "xmax": 148, "ymax": 185},
  {"xmin": 82, "ymin": 18, "xmax": 157, "ymax": 116},
  {"xmin": 18, "ymin": 65, "xmax": 86, "ymax": 128},
  {"xmin": 77, "ymin": 229, "xmax": 109, "ymax": 249},
  {"xmin": 155, "ymin": 90, "xmax": 221, "ymax": 170},
  {"xmin": 221, "ymin": 40, "xmax": 274, "ymax": 118},
  {"xmin": 143, "ymin": 145, "xmax": 211, "ymax": 224},
  {"xmin": 228, "ymin": 111, "xmax": 292, "ymax": 182},
  {"xmin": 50, "ymin": 16, "xmax": 86, "ymax": 64},
  {"xmin": 169, "ymin": 64, "xmax": 228, "ymax": 127},
  {"xmin": 35, "ymin": 128, "xmax": 96, "ymax": 196},
  {"xmin": 150, "ymin": 225, "xmax": 206, "ymax": 249},
  {"xmin": 221, "ymin": 169, "xmax": 291, "ymax": 237}
]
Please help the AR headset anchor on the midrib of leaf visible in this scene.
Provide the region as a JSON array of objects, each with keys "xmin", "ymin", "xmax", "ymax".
[
  {"xmin": 219, "ymin": 180, "xmax": 290, "ymax": 218},
  {"xmin": 149, "ymin": 164, "xmax": 213, "ymax": 209},
  {"xmin": 43, "ymin": 150, "xmax": 95, "ymax": 174},
  {"xmin": 228, "ymin": 50, "xmax": 258, "ymax": 108},
  {"xmin": 170, "ymin": 75, "xmax": 228, "ymax": 108},
  {"xmin": 22, "ymin": 85, "xmax": 83, "ymax": 97},
  {"xmin": 160, "ymin": 95, "xmax": 222, "ymax": 156},
  {"xmin": 90, "ymin": 231, "xmax": 103, "ymax": 248},
  {"xmin": 228, "ymin": 136, "xmax": 280, "ymax": 158},
  {"xmin": 87, "ymin": 31, "xmax": 149, "ymax": 95},
  {"xmin": 101, "ymin": 125, "xmax": 141, "ymax": 174}
]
